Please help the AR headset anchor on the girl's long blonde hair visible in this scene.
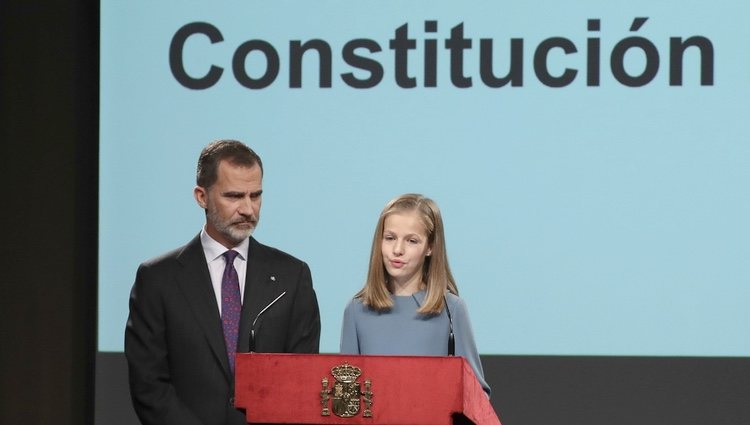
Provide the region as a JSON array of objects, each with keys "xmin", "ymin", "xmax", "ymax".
[{"xmin": 355, "ymin": 193, "xmax": 458, "ymax": 314}]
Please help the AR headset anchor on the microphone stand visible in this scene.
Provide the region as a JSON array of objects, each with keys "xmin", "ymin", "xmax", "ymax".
[
  {"xmin": 249, "ymin": 291, "xmax": 286, "ymax": 352},
  {"xmin": 444, "ymin": 295, "xmax": 455, "ymax": 356}
]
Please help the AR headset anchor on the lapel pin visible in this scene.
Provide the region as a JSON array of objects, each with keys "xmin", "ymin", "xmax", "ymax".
[{"xmin": 270, "ymin": 275, "xmax": 276, "ymax": 282}]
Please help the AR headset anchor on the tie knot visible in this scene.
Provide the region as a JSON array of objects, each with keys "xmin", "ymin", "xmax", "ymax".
[{"xmin": 223, "ymin": 250, "xmax": 239, "ymax": 263}]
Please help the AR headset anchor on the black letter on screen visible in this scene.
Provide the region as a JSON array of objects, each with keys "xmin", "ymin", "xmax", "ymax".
[
  {"xmin": 232, "ymin": 40, "xmax": 280, "ymax": 89},
  {"xmin": 169, "ymin": 22, "xmax": 224, "ymax": 90},
  {"xmin": 290, "ymin": 40, "xmax": 333, "ymax": 88},
  {"xmin": 341, "ymin": 39, "xmax": 384, "ymax": 89}
]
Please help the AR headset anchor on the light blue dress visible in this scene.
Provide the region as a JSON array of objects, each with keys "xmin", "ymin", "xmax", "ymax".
[{"xmin": 340, "ymin": 290, "xmax": 491, "ymax": 396}]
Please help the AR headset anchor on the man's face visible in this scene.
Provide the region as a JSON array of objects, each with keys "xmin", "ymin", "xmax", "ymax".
[{"xmin": 194, "ymin": 160, "xmax": 263, "ymax": 248}]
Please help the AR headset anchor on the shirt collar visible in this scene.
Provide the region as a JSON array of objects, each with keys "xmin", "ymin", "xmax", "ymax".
[{"xmin": 199, "ymin": 226, "xmax": 249, "ymax": 262}]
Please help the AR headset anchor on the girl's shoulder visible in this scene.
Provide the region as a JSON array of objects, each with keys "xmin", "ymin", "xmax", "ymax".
[{"xmin": 444, "ymin": 291, "xmax": 469, "ymax": 314}]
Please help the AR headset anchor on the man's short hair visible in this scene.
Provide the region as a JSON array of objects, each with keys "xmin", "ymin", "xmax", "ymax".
[{"xmin": 196, "ymin": 139, "xmax": 263, "ymax": 188}]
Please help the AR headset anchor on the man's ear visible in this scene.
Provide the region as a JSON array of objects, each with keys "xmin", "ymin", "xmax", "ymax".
[{"xmin": 194, "ymin": 186, "xmax": 208, "ymax": 209}]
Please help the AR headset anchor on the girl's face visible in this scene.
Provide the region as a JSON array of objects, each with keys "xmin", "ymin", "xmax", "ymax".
[{"xmin": 381, "ymin": 211, "xmax": 432, "ymax": 291}]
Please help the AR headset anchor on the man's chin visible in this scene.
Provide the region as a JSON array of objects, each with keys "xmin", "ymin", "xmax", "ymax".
[{"xmin": 224, "ymin": 227, "xmax": 254, "ymax": 244}]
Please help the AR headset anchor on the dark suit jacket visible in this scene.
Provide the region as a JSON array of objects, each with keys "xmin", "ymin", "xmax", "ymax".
[{"xmin": 125, "ymin": 235, "xmax": 321, "ymax": 425}]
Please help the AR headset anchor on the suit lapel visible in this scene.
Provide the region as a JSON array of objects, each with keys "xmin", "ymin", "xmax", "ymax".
[
  {"xmin": 175, "ymin": 235, "xmax": 233, "ymax": 380},
  {"xmin": 238, "ymin": 237, "xmax": 283, "ymax": 353}
]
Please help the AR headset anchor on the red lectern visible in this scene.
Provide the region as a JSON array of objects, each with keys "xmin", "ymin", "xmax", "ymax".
[{"xmin": 235, "ymin": 353, "xmax": 501, "ymax": 425}]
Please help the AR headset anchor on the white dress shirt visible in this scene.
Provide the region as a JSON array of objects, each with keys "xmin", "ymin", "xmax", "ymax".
[{"xmin": 200, "ymin": 227, "xmax": 249, "ymax": 315}]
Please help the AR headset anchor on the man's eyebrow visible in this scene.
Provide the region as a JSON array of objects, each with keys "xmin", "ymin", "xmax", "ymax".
[{"xmin": 220, "ymin": 190, "xmax": 263, "ymax": 196}]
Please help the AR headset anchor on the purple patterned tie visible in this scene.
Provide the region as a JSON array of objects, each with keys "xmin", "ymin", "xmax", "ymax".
[{"xmin": 221, "ymin": 250, "xmax": 241, "ymax": 373}]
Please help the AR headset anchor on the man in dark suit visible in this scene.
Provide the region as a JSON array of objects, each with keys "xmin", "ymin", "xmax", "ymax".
[{"xmin": 125, "ymin": 140, "xmax": 321, "ymax": 425}]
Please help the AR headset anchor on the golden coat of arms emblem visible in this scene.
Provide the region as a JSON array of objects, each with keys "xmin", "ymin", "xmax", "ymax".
[{"xmin": 320, "ymin": 363, "xmax": 373, "ymax": 418}]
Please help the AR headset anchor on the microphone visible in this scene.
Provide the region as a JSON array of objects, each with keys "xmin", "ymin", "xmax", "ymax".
[
  {"xmin": 444, "ymin": 295, "xmax": 455, "ymax": 356},
  {"xmin": 249, "ymin": 291, "xmax": 286, "ymax": 352}
]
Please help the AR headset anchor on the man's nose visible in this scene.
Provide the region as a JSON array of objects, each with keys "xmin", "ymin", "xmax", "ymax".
[{"xmin": 238, "ymin": 197, "xmax": 255, "ymax": 216}]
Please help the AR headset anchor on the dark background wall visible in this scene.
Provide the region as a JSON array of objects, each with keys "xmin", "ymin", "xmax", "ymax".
[
  {"xmin": 94, "ymin": 352, "xmax": 750, "ymax": 425},
  {"xmin": 1, "ymin": 0, "xmax": 97, "ymax": 424},
  {"xmin": 2, "ymin": 2, "xmax": 748, "ymax": 425}
]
